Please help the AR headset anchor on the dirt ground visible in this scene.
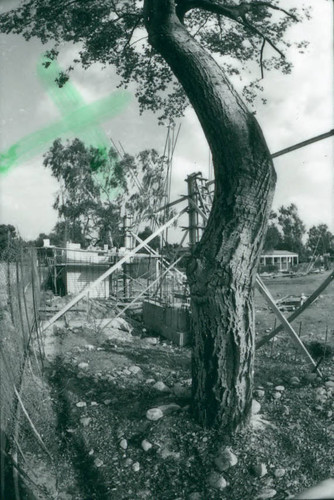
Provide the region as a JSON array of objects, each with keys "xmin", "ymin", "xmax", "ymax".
[{"xmin": 7, "ymin": 271, "xmax": 334, "ymax": 499}]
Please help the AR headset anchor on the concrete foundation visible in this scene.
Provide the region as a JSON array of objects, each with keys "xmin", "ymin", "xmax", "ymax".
[{"xmin": 143, "ymin": 300, "xmax": 191, "ymax": 347}]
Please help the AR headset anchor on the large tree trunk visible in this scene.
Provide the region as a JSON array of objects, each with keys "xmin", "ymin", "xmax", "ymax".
[{"xmin": 144, "ymin": 0, "xmax": 276, "ymax": 433}]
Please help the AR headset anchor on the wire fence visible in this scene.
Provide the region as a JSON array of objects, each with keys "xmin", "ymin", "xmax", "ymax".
[{"xmin": 0, "ymin": 240, "xmax": 48, "ymax": 498}]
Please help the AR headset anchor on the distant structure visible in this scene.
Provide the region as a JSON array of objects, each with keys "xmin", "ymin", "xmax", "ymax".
[{"xmin": 260, "ymin": 250, "xmax": 299, "ymax": 272}]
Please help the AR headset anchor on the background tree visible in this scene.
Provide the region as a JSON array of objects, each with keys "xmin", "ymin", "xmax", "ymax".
[
  {"xmin": 44, "ymin": 139, "xmax": 171, "ymax": 247},
  {"xmin": 43, "ymin": 138, "xmax": 125, "ymax": 248},
  {"xmin": 0, "ymin": 224, "xmax": 18, "ymax": 258},
  {"xmin": 263, "ymin": 211, "xmax": 283, "ymax": 250},
  {"xmin": 121, "ymin": 149, "xmax": 175, "ymax": 230},
  {"xmin": 1, "ymin": 0, "xmax": 309, "ymax": 433},
  {"xmin": 138, "ymin": 226, "xmax": 161, "ymax": 252},
  {"xmin": 307, "ymin": 224, "xmax": 333, "ymax": 256},
  {"xmin": 278, "ymin": 203, "xmax": 306, "ymax": 257}
]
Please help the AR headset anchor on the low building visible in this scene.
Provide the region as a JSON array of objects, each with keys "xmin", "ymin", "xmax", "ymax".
[{"xmin": 260, "ymin": 250, "xmax": 299, "ymax": 272}]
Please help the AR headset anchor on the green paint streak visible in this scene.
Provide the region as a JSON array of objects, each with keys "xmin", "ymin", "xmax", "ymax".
[
  {"xmin": 0, "ymin": 92, "xmax": 130, "ymax": 174},
  {"xmin": 37, "ymin": 56, "xmax": 87, "ymax": 114},
  {"xmin": 0, "ymin": 56, "xmax": 132, "ymax": 180}
]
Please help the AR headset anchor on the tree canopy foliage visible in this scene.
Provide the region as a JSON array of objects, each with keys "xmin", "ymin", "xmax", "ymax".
[
  {"xmin": 0, "ymin": 0, "xmax": 308, "ymax": 121},
  {"xmin": 307, "ymin": 224, "xmax": 334, "ymax": 255}
]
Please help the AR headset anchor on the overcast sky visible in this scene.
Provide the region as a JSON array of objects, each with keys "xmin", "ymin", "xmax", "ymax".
[{"xmin": 0, "ymin": 0, "xmax": 333, "ymax": 243}]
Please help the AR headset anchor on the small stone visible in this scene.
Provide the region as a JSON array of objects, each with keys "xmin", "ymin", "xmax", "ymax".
[
  {"xmin": 256, "ymin": 488, "xmax": 277, "ymax": 499},
  {"xmin": 91, "ymin": 401, "xmax": 98, "ymax": 406},
  {"xmin": 146, "ymin": 408, "xmax": 164, "ymax": 421},
  {"xmin": 141, "ymin": 439, "xmax": 153, "ymax": 452},
  {"xmin": 137, "ymin": 490, "xmax": 151, "ymax": 499},
  {"xmin": 173, "ymin": 383, "xmax": 192, "ymax": 398},
  {"xmin": 88, "ymin": 449, "xmax": 94, "ymax": 455},
  {"xmin": 252, "ymin": 463, "xmax": 267, "ymax": 478},
  {"xmin": 152, "ymin": 381, "xmax": 171, "ymax": 392},
  {"xmin": 327, "ymin": 410, "xmax": 333, "ymax": 418},
  {"xmin": 266, "ymin": 382, "xmax": 274, "ymax": 387},
  {"xmin": 132, "ymin": 461, "xmax": 140, "ymax": 472},
  {"xmin": 129, "ymin": 365, "xmax": 142, "ymax": 375},
  {"xmin": 304, "ymin": 373, "xmax": 317, "ymax": 383},
  {"xmin": 124, "ymin": 458, "xmax": 133, "ymax": 467},
  {"xmin": 273, "ymin": 392, "xmax": 282, "ymax": 399},
  {"xmin": 290, "ymin": 377, "xmax": 300, "ymax": 386},
  {"xmin": 78, "ymin": 362, "xmax": 89, "ymax": 371},
  {"xmin": 94, "ymin": 458, "xmax": 103, "ymax": 468},
  {"xmin": 145, "ymin": 337, "xmax": 158, "ymax": 345},
  {"xmin": 123, "ymin": 369, "xmax": 131, "ymax": 376},
  {"xmin": 158, "ymin": 403, "xmax": 181, "ymax": 415},
  {"xmin": 214, "ymin": 447, "xmax": 238, "ymax": 471},
  {"xmin": 120, "ymin": 439, "xmax": 128, "ymax": 450},
  {"xmin": 208, "ymin": 471, "xmax": 227, "ymax": 490},
  {"xmin": 252, "ymin": 400, "xmax": 261, "ymax": 415},
  {"xmin": 188, "ymin": 493, "xmax": 202, "ymax": 500},
  {"xmin": 274, "ymin": 468, "xmax": 286, "ymax": 478},
  {"xmin": 76, "ymin": 401, "xmax": 87, "ymax": 408},
  {"xmin": 325, "ymin": 381, "xmax": 334, "ymax": 389},
  {"xmin": 104, "ymin": 399, "xmax": 112, "ymax": 405},
  {"xmin": 84, "ymin": 344, "xmax": 95, "ymax": 351},
  {"xmin": 145, "ymin": 379, "xmax": 156, "ymax": 384},
  {"xmin": 159, "ymin": 448, "xmax": 180, "ymax": 460},
  {"xmin": 274, "ymin": 385, "xmax": 285, "ymax": 392},
  {"xmin": 80, "ymin": 417, "xmax": 91, "ymax": 427},
  {"xmin": 254, "ymin": 389, "xmax": 265, "ymax": 399},
  {"xmin": 282, "ymin": 405, "xmax": 290, "ymax": 416}
]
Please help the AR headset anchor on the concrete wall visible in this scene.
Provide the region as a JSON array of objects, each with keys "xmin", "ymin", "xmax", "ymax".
[{"xmin": 143, "ymin": 300, "xmax": 191, "ymax": 346}]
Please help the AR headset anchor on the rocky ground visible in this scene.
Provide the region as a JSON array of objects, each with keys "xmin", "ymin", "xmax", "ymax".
[{"xmin": 7, "ymin": 283, "xmax": 334, "ymax": 500}]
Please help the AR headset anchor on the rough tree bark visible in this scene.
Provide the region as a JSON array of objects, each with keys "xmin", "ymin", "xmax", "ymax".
[{"xmin": 144, "ymin": 0, "xmax": 276, "ymax": 433}]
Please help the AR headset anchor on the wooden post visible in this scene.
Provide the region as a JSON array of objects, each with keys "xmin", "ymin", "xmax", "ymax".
[{"xmin": 186, "ymin": 173, "xmax": 200, "ymax": 248}]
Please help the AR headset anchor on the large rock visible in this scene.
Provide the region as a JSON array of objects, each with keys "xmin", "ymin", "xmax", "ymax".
[
  {"xmin": 141, "ymin": 439, "xmax": 153, "ymax": 452},
  {"xmin": 214, "ymin": 447, "xmax": 238, "ymax": 471},
  {"xmin": 158, "ymin": 403, "xmax": 181, "ymax": 416},
  {"xmin": 108, "ymin": 317, "xmax": 133, "ymax": 332},
  {"xmin": 255, "ymin": 489, "xmax": 277, "ymax": 499},
  {"xmin": 129, "ymin": 365, "xmax": 142, "ymax": 375},
  {"xmin": 252, "ymin": 400, "xmax": 261, "ymax": 415},
  {"xmin": 146, "ymin": 408, "xmax": 164, "ymax": 421},
  {"xmin": 251, "ymin": 463, "xmax": 267, "ymax": 478},
  {"xmin": 152, "ymin": 381, "xmax": 171, "ymax": 393},
  {"xmin": 77, "ymin": 362, "xmax": 89, "ymax": 371},
  {"xmin": 119, "ymin": 439, "xmax": 128, "ymax": 450},
  {"xmin": 173, "ymin": 383, "xmax": 192, "ymax": 399},
  {"xmin": 208, "ymin": 472, "xmax": 227, "ymax": 490}
]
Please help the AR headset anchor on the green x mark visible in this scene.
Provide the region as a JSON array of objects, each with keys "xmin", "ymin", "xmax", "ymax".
[{"xmin": 0, "ymin": 55, "xmax": 132, "ymax": 176}]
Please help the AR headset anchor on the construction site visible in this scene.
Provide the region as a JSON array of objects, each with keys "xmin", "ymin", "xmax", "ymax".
[{"xmin": 1, "ymin": 137, "xmax": 334, "ymax": 498}]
